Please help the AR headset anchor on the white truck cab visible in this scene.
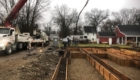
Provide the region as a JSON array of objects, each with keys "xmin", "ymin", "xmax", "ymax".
[
  {"xmin": 0, "ymin": 27, "xmax": 16, "ymax": 54},
  {"xmin": 0, "ymin": 27, "xmax": 32, "ymax": 54}
]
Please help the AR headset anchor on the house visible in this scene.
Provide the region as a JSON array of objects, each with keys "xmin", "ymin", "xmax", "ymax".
[
  {"xmin": 83, "ymin": 26, "xmax": 97, "ymax": 42},
  {"xmin": 97, "ymin": 32, "xmax": 116, "ymax": 45},
  {"xmin": 114, "ymin": 25, "xmax": 140, "ymax": 45}
]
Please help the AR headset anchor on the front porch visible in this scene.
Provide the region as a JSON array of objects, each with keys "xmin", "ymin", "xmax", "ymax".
[{"xmin": 116, "ymin": 36, "xmax": 140, "ymax": 46}]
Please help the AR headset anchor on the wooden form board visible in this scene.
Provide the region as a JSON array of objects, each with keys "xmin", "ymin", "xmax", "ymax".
[
  {"xmin": 68, "ymin": 48, "xmax": 131, "ymax": 80},
  {"xmin": 51, "ymin": 57, "xmax": 68, "ymax": 80},
  {"xmin": 51, "ymin": 57, "xmax": 62, "ymax": 80},
  {"xmin": 107, "ymin": 48, "xmax": 139, "ymax": 60},
  {"xmin": 52, "ymin": 48, "xmax": 133, "ymax": 80},
  {"xmin": 67, "ymin": 48, "xmax": 80, "ymax": 51},
  {"xmin": 66, "ymin": 59, "xmax": 68, "ymax": 80},
  {"xmin": 133, "ymin": 60, "xmax": 140, "ymax": 69},
  {"xmin": 108, "ymin": 54, "xmax": 133, "ymax": 67},
  {"xmin": 86, "ymin": 54, "xmax": 127, "ymax": 80},
  {"xmin": 86, "ymin": 54, "xmax": 95, "ymax": 67}
]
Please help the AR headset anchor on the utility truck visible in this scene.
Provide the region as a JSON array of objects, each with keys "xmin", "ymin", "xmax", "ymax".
[
  {"xmin": 0, "ymin": 0, "xmax": 49, "ymax": 54},
  {"xmin": 0, "ymin": 27, "xmax": 33, "ymax": 54},
  {"xmin": 0, "ymin": 0, "xmax": 33, "ymax": 54},
  {"xmin": 32, "ymin": 29, "xmax": 49, "ymax": 46}
]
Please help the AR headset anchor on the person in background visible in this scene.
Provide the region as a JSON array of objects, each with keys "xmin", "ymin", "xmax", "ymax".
[
  {"xmin": 75, "ymin": 37, "xmax": 79, "ymax": 46},
  {"xmin": 27, "ymin": 40, "xmax": 32, "ymax": 55},
  {"xmin": 62, "ymin": 38, "xmax": 68, "ymax": 49},
  {"xmin": 72, "ymin": 37, "xmax": 75, "ymax": 45},
  {"xmin": 67, "ymin": 37, "xmax": 70, "ymax": 46}
]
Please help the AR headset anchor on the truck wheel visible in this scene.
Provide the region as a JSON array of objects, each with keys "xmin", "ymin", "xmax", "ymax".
[
  {"xmin": 5, "ymin": 44, "xmax": 13, "ymax": 55},
  {"xmin": 23, "ymin": 43, "xmax": 28, "ymax": 50},
  {"xmin": 16, "ymin": 43, "xmax": 20, "ymax": 51}
]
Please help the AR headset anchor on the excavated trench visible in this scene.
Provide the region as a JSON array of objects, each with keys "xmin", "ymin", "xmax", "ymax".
[{"xmin": 51, "ymin": 47, "xmax": 140, "ymax": 80}]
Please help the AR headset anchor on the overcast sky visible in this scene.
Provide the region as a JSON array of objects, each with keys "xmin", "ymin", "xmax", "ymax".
[{"xmin": 41, "ymin": 0, "xmax": 140, "ymax": 24}]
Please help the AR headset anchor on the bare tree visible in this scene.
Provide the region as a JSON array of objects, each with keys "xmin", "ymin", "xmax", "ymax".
[
  {"xmin": 43, "ymin": 25, "xmax": 51, "ymax": 36},
  {"xmin": 85, "ymin": 8, "xmax": 109, "ymax": 29},
  {"xmin": 0, "ymin": 0, "xmax": 51, "ymax": 35},
  {"xmin": 112, "ymin": 8, "xmax": 140, "ymax": 25},
  {"xmin": 133, "ymin": 9, "xmax": 140, "ymax": 25},
  {"xmin": 18, "ymin": 0, "xmax": 51, "ymax": 35},
  {"xmin": 0, "ymin": 0, "xmax": 16, "ymax": 13},
  {"xmin": 42, "ymin": 19, "xmax": 53, "ymax": 36},
  {"xmin": 112, "ymin": 12, "xmax": 123, "ymax": 25},
  {"xmin": 102, "ymin": 19, "xmax": 119, "ymax": 32},
  {"xmin": 0, "ymin": 0, "xmax": 16, "ymax": 24},
  {"xmin": 74, "ymin": 0, "xmax": 89, "ymax": 34},
  {"xmin": 52, "ymin": 5, "xmax": 77, "ymax": 38}
]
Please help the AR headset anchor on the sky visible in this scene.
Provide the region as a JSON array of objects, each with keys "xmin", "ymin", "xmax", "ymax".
[
  {"xmin": 42, "ymin": 0, "xmax": 140, "ymax": 25},
  {"xmin": 50, "ymin": 0, "xmax": 140, "ymax": 11}
]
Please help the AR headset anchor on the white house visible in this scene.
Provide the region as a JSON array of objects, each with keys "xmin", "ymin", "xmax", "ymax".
[{"xmin": 82, "ymin": 26, "xmax": 97, "ymax": 42}]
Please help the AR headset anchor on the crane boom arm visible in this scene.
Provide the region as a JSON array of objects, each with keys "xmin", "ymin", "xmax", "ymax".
[{"xmin": 4, "ymin": 0, "xmax": 27, "ymax": 27}]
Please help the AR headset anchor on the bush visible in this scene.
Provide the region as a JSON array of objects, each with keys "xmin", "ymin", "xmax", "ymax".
[{"xmin": 126, "ymin": 41, "xmax": 131, "ymax": 45}]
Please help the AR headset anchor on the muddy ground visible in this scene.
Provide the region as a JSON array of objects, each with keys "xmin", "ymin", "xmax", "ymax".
[{"xmin": 0, "ymin": 47, "xmax": 60, "ymax": 80}]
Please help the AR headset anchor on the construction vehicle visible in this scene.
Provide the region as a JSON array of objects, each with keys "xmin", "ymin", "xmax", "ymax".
[
  {"xmin": 0, "ymin": 0, "xmax": 32, "ymax": 54},
  {"xmin": 0, "ymin": 0, "xmax": 50, "ymax": 54},
  {"xmin": 32, "ymin": 29, "xmax": 49, "ymax": 46}
]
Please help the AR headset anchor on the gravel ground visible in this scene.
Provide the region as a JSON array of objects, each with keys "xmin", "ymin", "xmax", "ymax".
[
  {"xmin": 68, "ymin": 59, "xmax": 105, "ymax": 80},
  {"xmin": 102, "ymin": 59, "xmax": 140, "ymax": 80}
]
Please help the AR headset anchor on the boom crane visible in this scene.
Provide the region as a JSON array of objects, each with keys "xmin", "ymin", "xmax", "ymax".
[
  {"xmin": 0, "ymin": 0, "xmax": 49, "ymax": 55},
  {"xmin": 4, "ymin": 0, "xmax": 27, "ymax": 28}
]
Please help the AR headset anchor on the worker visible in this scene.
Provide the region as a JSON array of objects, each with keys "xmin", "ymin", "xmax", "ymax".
[
  {"xmin": 62, "ymin": 38, "xmax": 68, "ymax": 49},
  {"xmin": 67, "ymin": 37, "xmax": 70, "ymax": 46}
]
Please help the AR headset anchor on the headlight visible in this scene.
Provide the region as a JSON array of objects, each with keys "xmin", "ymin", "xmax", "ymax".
[
  {"xmin": 0, "ymin": 40, "xmax": 8, "ymax": 47},
  {"xmin": 0, "ymin": 43, "xmax": 6, "ymax": 47}
]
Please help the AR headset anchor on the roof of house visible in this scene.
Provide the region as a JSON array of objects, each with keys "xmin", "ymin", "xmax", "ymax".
[
  {"xmin": 118, "ymin": 25, "xmax": 140, "ymax": 35},
  {"xmin": 98, "ymin": 32, "xmax": 116, "ymax": 37},
  {"xmin": 84, "ymin": 26, "xmax": 96, "ymax": 33}
]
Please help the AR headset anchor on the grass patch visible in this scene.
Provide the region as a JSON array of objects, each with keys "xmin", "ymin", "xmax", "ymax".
[
  {"xmin": 58, "ymin": 40, "xmax": 132, "ymax": 48},
  {"xmin": 78, "ymin": 43, "xmax": 132, "ymax": 48},
  {"xmin": 59, "ymin": 43, "xmax": 132, "ymax": 48}
]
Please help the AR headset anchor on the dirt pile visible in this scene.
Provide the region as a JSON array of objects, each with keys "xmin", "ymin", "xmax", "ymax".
[{"xmin": 19, "ymin": 50, "xmax": 60, "ymax": 80}]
